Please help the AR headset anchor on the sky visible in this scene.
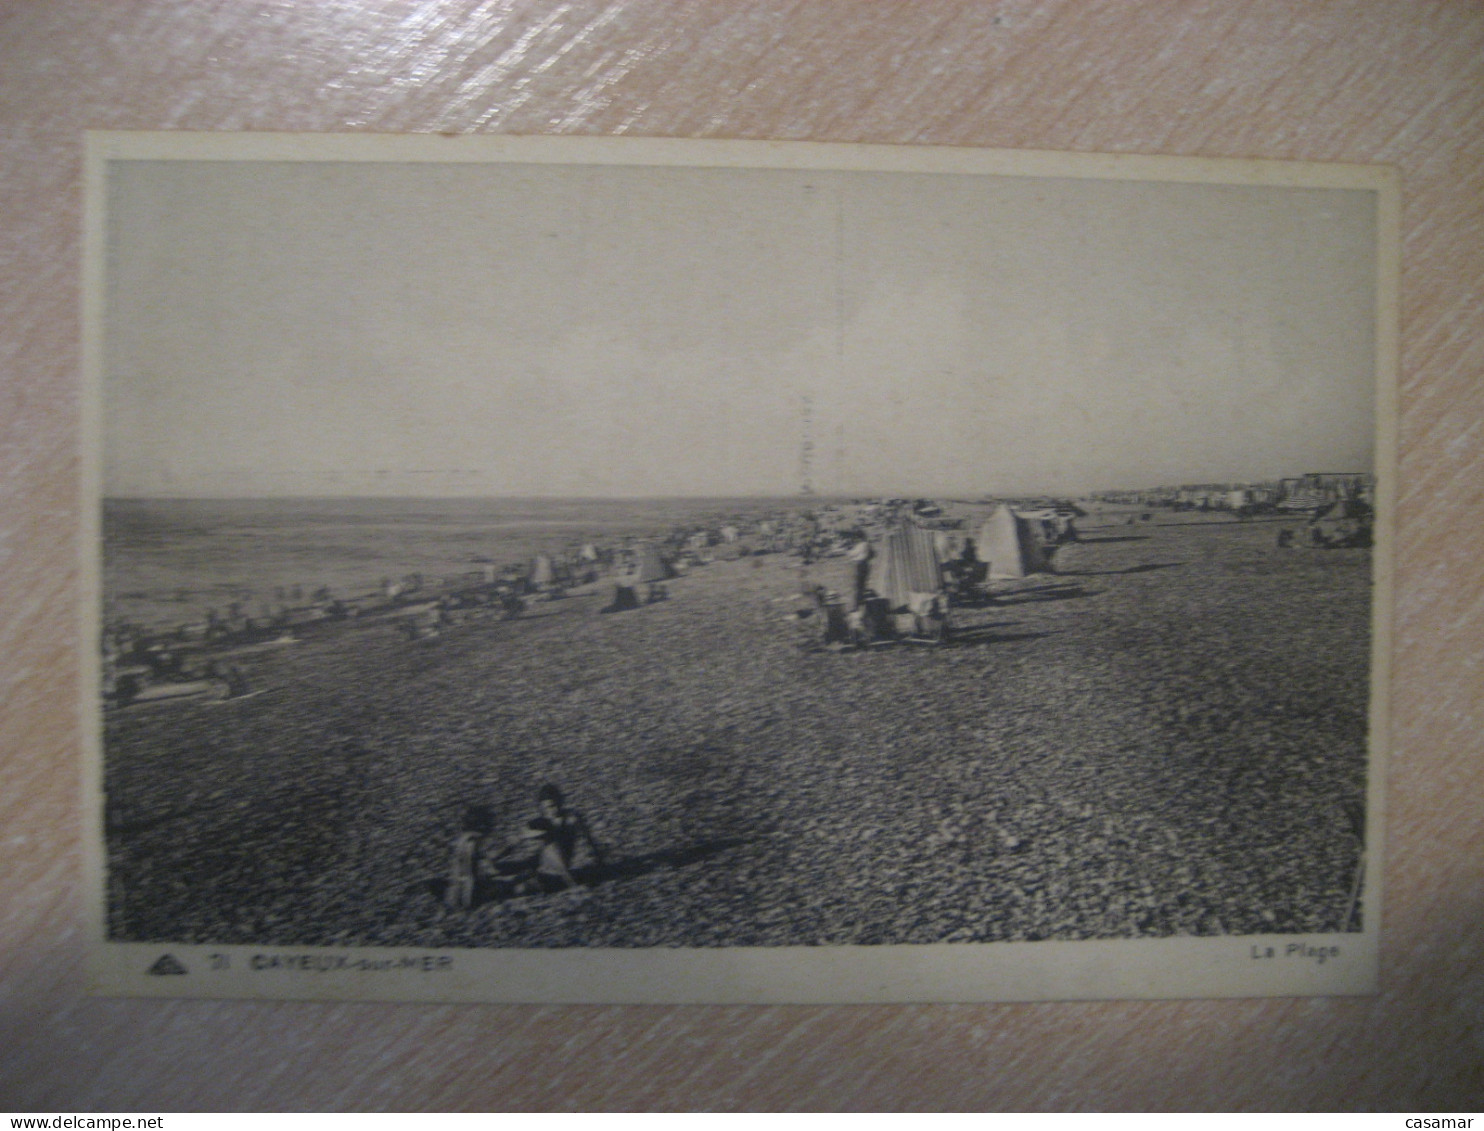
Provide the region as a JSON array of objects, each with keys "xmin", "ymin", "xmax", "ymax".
[{"xmin": 102, "ymin": 156, "xmax": 1379, "ymax": 498}]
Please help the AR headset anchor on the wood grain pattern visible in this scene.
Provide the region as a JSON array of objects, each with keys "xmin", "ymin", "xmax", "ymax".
[{"xmin": 1, "ymin": 0, "xmax": 1479, "ymax": 1110}]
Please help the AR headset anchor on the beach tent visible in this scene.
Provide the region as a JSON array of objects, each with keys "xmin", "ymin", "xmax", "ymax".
[
  {"xmin": 633, "ymin": 541, "xmax": 670, "ymax": 583},
  {"xmin": 530, "ymin": 553, "xmax": 555, "ymax": 587},
  {"xmin": 975, "ymin": 505, "xmax": 1051, "ymax": 578},
  {"xmin": 868, "ymin": 524, "xmax": 943, "ymax": 610}
]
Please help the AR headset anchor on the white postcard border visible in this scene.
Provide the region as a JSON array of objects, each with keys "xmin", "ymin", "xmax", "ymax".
[{"xmin": 81, "ymin": 131, "xmax": 1397, "ymax": 1004}]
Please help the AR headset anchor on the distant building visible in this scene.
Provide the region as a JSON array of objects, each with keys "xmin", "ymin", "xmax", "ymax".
[{"xmin": 1278, "ymin": 473, "xmax": 1375, "ymax": 510}]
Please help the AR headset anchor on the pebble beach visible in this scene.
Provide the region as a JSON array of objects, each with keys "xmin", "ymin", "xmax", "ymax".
[{"xmin": 101, "ymin": 506, "xmax": 1373, "ymax": 949}]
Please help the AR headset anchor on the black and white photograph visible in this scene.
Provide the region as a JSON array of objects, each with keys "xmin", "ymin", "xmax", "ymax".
[{"xmin": 82, "ymin": 134, "xmax": 1394, "ymax": 1003}]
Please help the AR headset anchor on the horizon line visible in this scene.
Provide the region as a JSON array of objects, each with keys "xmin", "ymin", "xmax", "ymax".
[{"xmin": 101, "ymin": 481, "xmax": 1321, "ymax": 504}]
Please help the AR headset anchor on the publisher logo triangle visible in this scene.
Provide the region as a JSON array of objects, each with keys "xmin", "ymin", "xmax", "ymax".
[{"xmin": 147, "ymin": 953, "xmax": 188, "ymax": 976}]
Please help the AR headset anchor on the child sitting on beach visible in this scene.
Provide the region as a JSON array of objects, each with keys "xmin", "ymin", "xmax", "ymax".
[
  {"xmin": 445, "ymin": 805, "xmax": 495, "ymax": 911},
  {"xmin": 490, "ymin": 784, "xmax": 606, "ymax": 896}
]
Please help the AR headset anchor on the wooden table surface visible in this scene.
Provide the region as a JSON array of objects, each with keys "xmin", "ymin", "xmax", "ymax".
[{"xmin": 1, "ymin": 0, "xmax": 1480, "ymax": 1111}]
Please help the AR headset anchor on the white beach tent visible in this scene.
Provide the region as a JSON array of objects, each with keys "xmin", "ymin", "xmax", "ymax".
[{"xmin": 975, "ymin": 505, "xmax": 1051, "ymax": 579}]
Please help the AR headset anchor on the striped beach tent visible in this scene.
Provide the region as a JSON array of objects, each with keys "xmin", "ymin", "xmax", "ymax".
[
  {"xmin": 634, "ymin": 541, "xmax": 669, "ymax": 583},
  {"xmin": 868, "ymin": 524, "xmax": 943, "ymax": 610}
]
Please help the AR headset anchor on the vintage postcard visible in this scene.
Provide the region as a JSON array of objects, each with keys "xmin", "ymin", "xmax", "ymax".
[{"xmin": 81, "ymin": 133, "xmax": 1396, "ymax": 1003}]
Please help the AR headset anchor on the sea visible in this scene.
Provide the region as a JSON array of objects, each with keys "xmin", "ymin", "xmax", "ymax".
[{"xmin": 101, "ymin": 495, "xmax": 809, "ymax": 630}]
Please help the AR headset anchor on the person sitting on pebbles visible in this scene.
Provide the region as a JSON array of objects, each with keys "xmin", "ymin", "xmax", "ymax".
[
  {"xmin": 446, "ymin": 804, "xmax": 496, "ymax": 911},
  {"xmin": 490, "ymin": 784, "xmax": 606, "ymax": 896}
]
